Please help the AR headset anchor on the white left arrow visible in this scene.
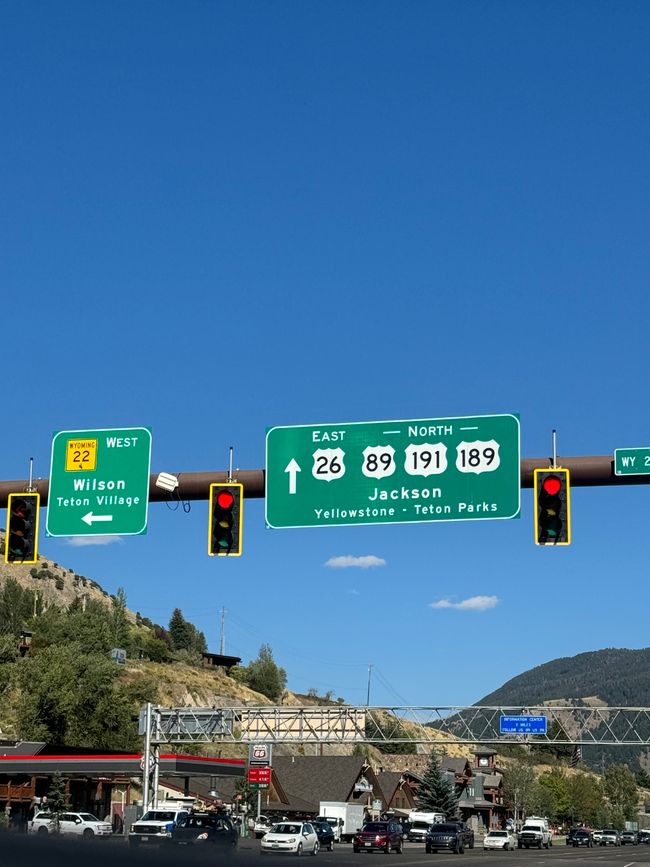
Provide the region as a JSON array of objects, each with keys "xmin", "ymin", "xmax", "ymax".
[
  {"xmin": 284, "ymin": 459, "xmax": 301, "ymax": 495},
  {"xmin": 82, "ymin": 512, "xmax": 114, "ymax": 526}
]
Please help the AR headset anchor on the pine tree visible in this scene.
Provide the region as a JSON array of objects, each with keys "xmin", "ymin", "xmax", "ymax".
[{"xmin": 415, "ymin": 753, "xmax": 459, "ymax": 819}]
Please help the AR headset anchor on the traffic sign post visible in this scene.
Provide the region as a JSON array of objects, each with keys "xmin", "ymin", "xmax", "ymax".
[
  {"xmin": 614, "ymin": 448, "xmax": 650, "ymax": 476},
  {"xmin": 46, "ymin": 427, "xmax": 152, "ymax": 537},
  {"xmin": 265, "ymin": 414, "xmax": 520, "ymax": 529}
]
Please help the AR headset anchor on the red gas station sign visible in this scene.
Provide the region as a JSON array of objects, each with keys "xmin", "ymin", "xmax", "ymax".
[{"xmin": 248, "ymin": 766, "xmax": 272, "ymax": 784}]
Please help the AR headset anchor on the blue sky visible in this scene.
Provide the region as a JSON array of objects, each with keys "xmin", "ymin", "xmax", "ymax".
[{"xmin": 2, "ymin": 1, "xmax": 650, "ymax": 708}]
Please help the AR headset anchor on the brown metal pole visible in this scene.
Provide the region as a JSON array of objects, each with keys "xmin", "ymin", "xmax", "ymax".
[{"xmin": 0, "ymin": 457, "xmax": 645, "ymax": 509}]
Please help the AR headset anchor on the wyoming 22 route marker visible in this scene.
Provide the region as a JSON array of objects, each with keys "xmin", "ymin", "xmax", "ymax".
[
  {"xmin": 46, "ymin": 427, "xmax": 152, "ymax": 537},
  {"xmin": 266, "ymin": 414, "xmax": 520, "ymax": 529}
]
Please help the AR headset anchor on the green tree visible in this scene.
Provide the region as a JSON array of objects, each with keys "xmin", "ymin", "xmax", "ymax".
[
  {"xmin": 636, "ymin": 769, "xmax": 650, "ymax": 788},
  {"xmin": 245, "ymin": 644, "xmax": 287, "ymax": 701},
  {"xmin": 0, "ymin": 578, "xmax": 38, "ymax": 635},
  {"xmin": 503, "ymin": 764, "xmax": 538, "ymax": 820},
  {"xmin": 168, "ymin": 608, "xmax": 193, "ymax": 650},
  {"xmin": 566, "ymin": 772, "xmax": 604, "ymax": 826},
  {"xmin": 538, "ymin": 768, "xmax": 570, "ymax": 822},
  {"xmin": 414, "ymin": 752, "xmax": 459, "ymax": 818},
  {"xmin": 168, "ymin": 608, "xmax": 206, "ymax": 655},
  {"xmin": 16, "ymin": 644, "xmax": 139, "ymax": 750},
  {"xmin": 110, "ymin": 587, "xmax": 130, "ymax": 649},
  {"xmin": 47, "ymin": 772, "xmax": 71, "ymax": 833},
  {"xmin": 603, "ymin": 764, "xmax": 638, "ymax": 822}
]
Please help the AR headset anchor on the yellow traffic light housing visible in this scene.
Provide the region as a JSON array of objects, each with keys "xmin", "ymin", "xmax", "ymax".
[
  {"xmin": 5, "ymin": 492, "xmax": 40, "ymax": 564},
  {"xmin": 208, "ymin": 483, "xmax": 243, "ymax": 556},
  {"xmin": 534, "ymin": 468, "xmax": 571, "ymax": 546}
]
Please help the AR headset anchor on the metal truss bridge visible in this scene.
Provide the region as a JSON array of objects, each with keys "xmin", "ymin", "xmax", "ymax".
[{"xmin": 141, "ymin": 704, "xmax": 650, "ymax": 747}]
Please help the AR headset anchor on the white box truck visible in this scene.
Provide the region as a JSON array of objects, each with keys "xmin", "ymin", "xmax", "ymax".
[{"xmin": 318, "ymin": 802, "xmax": 365, "ymax": 842}]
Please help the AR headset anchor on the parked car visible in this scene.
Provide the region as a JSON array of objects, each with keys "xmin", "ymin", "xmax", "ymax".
[
  {"xmin": 261, "ymin": 821, "xmax": 320, "ymax": 855},
  {"xmin": 566, "ymin": 829, "xmax": 593, "ymax": 847},
  {"xmin": 255, "ymin": 815, "xmax": 274, "ymax": 838},
  {"xmin": 169, "ymin": 812, "xmax": 238, "ymax": 848},
  {"xmin": 425, "ymin": 822, "xmax": 474, "ymax": 854},
  {"xmin": 620, "ymin": 830, "xmax": 638, "ymax": 845},
  {"xmin": 353, "ymin": 820, "xmax": 404, "ymax": 854},
  {"xmin": 599, "ymin": 828, "xmax": 621, "ymax": 846},
  {"xmin": 638, "ymin": 830, "xmax": 650, "ymax": 843},
  {"xmin": 483, "ymin": 829, "xmax": 517, "ymax": 851},
  {"xmin": 29, "ymin": 811, "xmax": 113, "ymax": 838},
  {"xmin": 592, "ymin": 830, "xmax": 603, "ymax": 844},
  {"xmin": 312, "ymin": 821, "xmax": 335, "ymax": 851}
]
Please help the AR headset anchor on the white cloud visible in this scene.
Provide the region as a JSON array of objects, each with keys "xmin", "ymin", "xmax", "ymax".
[
  {"xmin": 430, "ymin": 595, "xmax": 499, "ymax": 612},
  {"xmin": 347, "ymin": 589, "xmax": 361, "ymax": 596},
  {"xmin": 64, "ymin": 536, "xmax": 125, "ymax": 547},
  {"xmin": 324, "ymin": 555, "xmax": 386, "ymax": 569}
]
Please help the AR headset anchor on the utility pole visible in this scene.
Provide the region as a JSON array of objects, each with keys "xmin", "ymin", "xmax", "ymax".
[
  {"xmin": 366, "ymin": 664, "xmax": 373, "ymax": 706},
  {"xmin": 220, "ymin": 607, "xmax": 225, "ymax": 655}
]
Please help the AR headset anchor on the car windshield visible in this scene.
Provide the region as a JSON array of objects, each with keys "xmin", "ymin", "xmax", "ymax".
[
  {"xmin": 79, "ymin": 814, "xmax": 99, "ymax": 822},
  {"xmin": 488, "ymin": 831, "xmax": 507, "ymax": 837},
  {"xmin": 141, "ymin": 811, "xmax": 176, "ymax": 822},
  {"xmin": 362, "ymin": 823, "xmax": 388, "ymax": 832},
  {"xmin": 272, "ymin": 824, "xmax": 302, "ymax": 835},
  {"xmin": 431, "ymin": 824, "xmax": 458, "ymax": 833},
  {"xmin": 412, "ymin": 821, "xmax": 429, "ymax": 829}
]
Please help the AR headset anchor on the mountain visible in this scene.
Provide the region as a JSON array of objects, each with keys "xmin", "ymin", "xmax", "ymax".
[
  {"xmin": 475, "ymin": 647, "xmax": 650, "ymax": 772},
  {"xmin": 476, "ymin": 648, "xmax": 650, "ymax": 708}
]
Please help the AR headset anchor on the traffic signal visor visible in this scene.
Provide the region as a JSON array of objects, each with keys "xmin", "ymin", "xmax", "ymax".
[
  {"xmin": 208, "ymin": 483, "xmax": 243, "ymax": 556},
  {"xmin": 5, "ymin": 492, "xmax": 40, "ymax": 564},
  {"xmin": 534, "ymin": 468, "xmax": 571, "ymax": 546}
]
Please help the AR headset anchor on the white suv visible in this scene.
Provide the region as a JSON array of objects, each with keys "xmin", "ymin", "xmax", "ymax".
[{"xmin": 29, "ymin": 811, "xmax": 113, "ymax": 837}]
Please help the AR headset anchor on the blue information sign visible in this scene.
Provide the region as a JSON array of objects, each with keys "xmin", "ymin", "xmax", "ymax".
[{"xmin": 499, "ymin": 715, "xmax": 547, "ymax": 735}]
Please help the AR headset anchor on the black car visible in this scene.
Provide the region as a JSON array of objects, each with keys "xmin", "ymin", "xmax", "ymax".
[
  {"xmin": 425, "ymin": 822, "xmax": 474, "ymax": 855},
  {"xmin": 566, "ymin": 829, "xmax": 592, "ymax": 847},
  {"xmin": 312, "ymin": 820, "xmax": 335, "ymax": 851},
  {"xmin": 353, "ymin": 821, "xmax": 404, "ymax": 853},
  {"xmin": 638, "ymin": 830, "xmax": 650, "ymax": 844},
  {"xmin": 169, "ymin": 812, "xmax": 238, "ymax": 848}
]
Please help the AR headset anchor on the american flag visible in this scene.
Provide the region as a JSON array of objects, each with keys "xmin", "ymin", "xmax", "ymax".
[{"xmin": 570, "ymin": 745, "xmax": 582, "ymax": 767}]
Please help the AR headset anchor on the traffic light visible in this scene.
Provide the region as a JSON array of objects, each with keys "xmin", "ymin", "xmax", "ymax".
[
  {"xmin": 5, "ymin": 492, "xmax": 40, "ymax": 564},
  {"xmin": 534, "ymin": 468, "xmax": 571, "ymax": 546},
  {"xmin": 208, "ymin": 483, "xmax": 243, "ymax": 556}
]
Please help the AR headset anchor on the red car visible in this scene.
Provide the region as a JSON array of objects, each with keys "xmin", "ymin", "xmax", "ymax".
[{"xmin": 353, "ymin": 821, "xmax": 404, "ymax": 854}]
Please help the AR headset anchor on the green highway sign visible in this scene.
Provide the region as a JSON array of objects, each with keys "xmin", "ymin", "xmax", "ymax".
[
  {"xmin": 46, "ymin": 427, "xmax": 152, "ymax": 537},
  {"xmin": 265, "ymin": 414, "xmax": 520, "ymax": 529},
  {"xmin": 614, "ymin": 447, "xmax": 650, "ymax": 476}
]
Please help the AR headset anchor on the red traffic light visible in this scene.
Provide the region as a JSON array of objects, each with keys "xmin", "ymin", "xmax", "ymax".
[
  {"xmin": 542, "ymin": 476, "xmax": 562, "ymax": 496},
  {"xmin": 216, "ymin": 490, "xmax": 235, "ymax": 509}
]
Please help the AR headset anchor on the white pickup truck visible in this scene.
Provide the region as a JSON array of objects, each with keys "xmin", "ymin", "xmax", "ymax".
[
  {"xmin": 517, "ymin": 817, "xmax": 552, "ymax": 849},
  {"xmin": 128, "ymin": 806, "xmax": 190, "ymax": 846}
]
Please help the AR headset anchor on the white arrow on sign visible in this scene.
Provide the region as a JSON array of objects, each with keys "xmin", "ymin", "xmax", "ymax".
[
  {"xmin": 82, "ymin": 512, "xmax": 114, "ymax": 526},
  {"xmin": 284, "ymin": 459, "xmax": 301, "ymax": 495}
]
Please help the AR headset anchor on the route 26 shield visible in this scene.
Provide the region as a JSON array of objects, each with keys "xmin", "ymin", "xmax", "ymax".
[{"xmin": 312, "ymin": 447, "xmax": 346, "ymax": 482}]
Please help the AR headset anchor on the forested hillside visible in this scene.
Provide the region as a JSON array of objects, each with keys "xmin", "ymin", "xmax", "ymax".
[
  {"xmin": 477, "ymin": 648, "xmax": 650, "ymax": 707},
  {"xmin": 476, "ymin": 648, "xmax": 650, "ymax": 772}
]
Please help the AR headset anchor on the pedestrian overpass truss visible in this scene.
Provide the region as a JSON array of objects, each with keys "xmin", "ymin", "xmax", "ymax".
[{"xmin": 145, "ymin": 705, "xmax": 650, "ymax": 747}]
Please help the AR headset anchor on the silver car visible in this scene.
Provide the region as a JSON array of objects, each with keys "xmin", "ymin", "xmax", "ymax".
[{"xmin": 599, "ymin": 828, "xmax": 621, "ymax": 846}]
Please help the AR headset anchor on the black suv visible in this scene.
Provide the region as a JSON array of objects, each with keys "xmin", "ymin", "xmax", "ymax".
[
  {"xmin": 169, "ymin": 812, "xmax": 238, "ymax": 848},
  {"xmin": 353, "ymin": 821, "xmax": 404, "ymax": 854},
  {"xmin": 425, "ymin": 822, "xmax": 474, "ymax": 854},
  {"xmin": 566, "ymin": 829, "xmax": 592, "ymax": 847}
]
